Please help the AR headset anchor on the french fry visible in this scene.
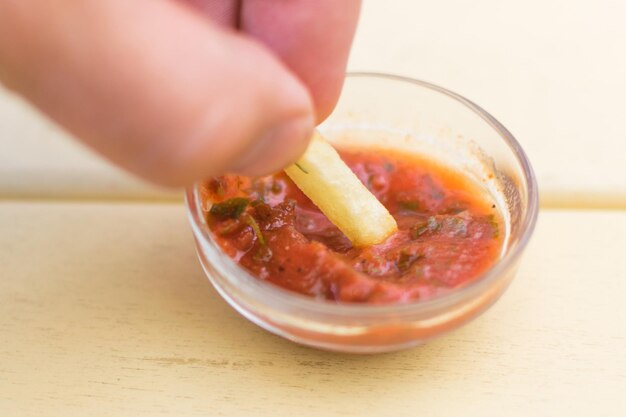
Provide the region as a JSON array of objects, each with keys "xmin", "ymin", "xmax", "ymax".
[{"xmin": 285, "ymin": 132, "xmax": 397, "ymax": 246}]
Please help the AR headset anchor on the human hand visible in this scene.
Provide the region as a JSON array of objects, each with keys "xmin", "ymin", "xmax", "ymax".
[{"xmin": 0, "ymin": 0, "xmax": 360, "ymax": 186}]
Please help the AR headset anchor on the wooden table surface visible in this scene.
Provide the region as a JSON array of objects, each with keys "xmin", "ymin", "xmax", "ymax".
[{"xmin": 2, "ymin": 1, "xmax": 625, "ymax": 416}]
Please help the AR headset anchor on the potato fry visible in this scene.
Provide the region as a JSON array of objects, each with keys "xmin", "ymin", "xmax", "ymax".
[{"xmin": 285, "ymin": 132, "xmax": 397, "ymax": 246}]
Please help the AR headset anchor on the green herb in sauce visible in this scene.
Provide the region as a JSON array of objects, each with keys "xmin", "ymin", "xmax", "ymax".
[
  {"xmin": 253, "ymin": 245, "xmax": 273, "ymax": 262},
  {"xmin": 209, "ymin": 197, "xmax": 250, "ymax": 219},
  {"xmin": 410, "ymin": 216, "xmax": 442, "ymax": 240},
  {"xmin": 445, "ymin": 216, "xmax": 468, "ymax": 237},
  {"xmin": 427, "ymin": 216, "xmax": 442, "ymax": 232},
  {"xmin": 397, "ymin": 251, "xmax": 423, "ymax": 272},
  {"xmin": 410, "ymin": 222, "xmax": 429, "ymax": 239},
  {"xmin": 398, "ymin": 200, "xmax": 422, "ymax": 212},
  {"xmin": 244, "ymin": 213, "xmax": 266, "ymax": 246}
]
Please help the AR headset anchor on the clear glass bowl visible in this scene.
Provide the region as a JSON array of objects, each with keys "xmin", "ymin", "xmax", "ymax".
[{"xmin": 185, "ymin": 73, "xmax": 538, "ymax": 353}]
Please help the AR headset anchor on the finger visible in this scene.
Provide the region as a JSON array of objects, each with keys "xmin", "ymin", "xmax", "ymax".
[
  {"xmin": 0, "ymin": 0, "xmax": 314, "ymax": 186},
  {"xmin": 241, "ymin": 0, "xmax": 361, "ymax": 121},
  {"xmin": 181, "ymin": 0, "xmax": 240, "ymax": 27}
]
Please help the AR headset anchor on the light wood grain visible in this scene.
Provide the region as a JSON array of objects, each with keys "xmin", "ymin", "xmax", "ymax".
[
  {"xmin": 1, "ymin": 202, "xmax": 624, "ymax": 416},
  {"xmin": 1, "ymin": 0, "xmax": 626, "ymax": 206}
]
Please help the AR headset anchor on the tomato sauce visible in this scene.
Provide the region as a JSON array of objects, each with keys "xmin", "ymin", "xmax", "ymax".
[{"xmin": 203, "ymin": 148, "xmax": 502, "ymax": 304}]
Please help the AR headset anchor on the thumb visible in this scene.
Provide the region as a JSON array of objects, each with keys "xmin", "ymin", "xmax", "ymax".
[{"xmin": 0, "ymin": 0, "xmax": 314, "ymax": 186}]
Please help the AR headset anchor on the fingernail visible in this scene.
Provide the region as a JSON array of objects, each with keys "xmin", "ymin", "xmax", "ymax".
[{"xmin": 230, "ymin": 114, "xmax": 314, "ymax": 176}]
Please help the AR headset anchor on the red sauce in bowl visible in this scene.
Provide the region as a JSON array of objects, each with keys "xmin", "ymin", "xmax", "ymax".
[{"xmin": 203, "ymin": 148, "xmax": 502, "ymax": 304}]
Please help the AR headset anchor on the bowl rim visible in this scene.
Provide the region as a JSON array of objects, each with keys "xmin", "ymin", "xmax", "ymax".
[{"xmin": 185, "ymin": 72, "xmax": 539, "ymax": 319}]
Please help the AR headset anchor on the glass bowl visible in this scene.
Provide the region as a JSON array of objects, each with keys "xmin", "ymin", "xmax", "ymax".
[{"xmin": 185, "ymin": 73, "xmax": 538, "ymax": 353}]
